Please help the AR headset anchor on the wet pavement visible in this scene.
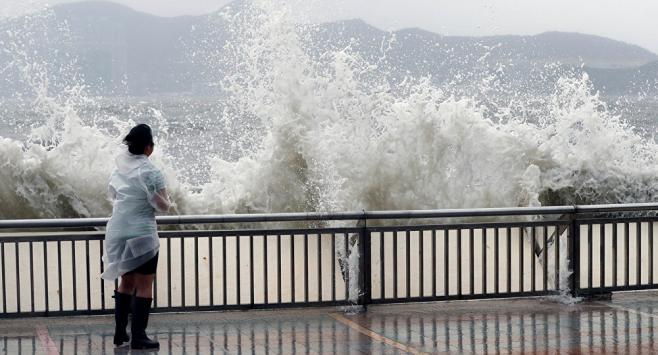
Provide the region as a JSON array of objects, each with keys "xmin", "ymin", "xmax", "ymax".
[{"xmin": 3, "ymin": 292, "xmax": 658, "ymax": 354}]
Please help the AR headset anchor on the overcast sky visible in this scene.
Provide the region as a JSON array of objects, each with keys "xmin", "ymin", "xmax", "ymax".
[{"xmin": 7, "ymin": 0, "xmax": 658, "ymax": 53}]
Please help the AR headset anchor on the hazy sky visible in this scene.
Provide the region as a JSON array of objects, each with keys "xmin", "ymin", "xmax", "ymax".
[{"xmin": 8, "ymin": 0, "xmax": 658, "ymax": 53}]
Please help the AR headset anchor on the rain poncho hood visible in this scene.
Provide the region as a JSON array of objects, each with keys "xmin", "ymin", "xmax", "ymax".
[{"xmin": 102, "ymin": 151, "xmax": 167, "ymax": 280}]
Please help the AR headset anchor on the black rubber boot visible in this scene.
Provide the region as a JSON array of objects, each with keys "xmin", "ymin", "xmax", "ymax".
[
  {"xmin": 131, "ymin": 297, "xmax": 159, "ymax": 350},
  {"xmin": 113, "ymin": 291, "xmax": 131, "ymax": 347}
]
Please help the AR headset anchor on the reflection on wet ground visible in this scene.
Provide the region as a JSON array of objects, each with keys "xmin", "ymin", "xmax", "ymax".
[{"xmin": 3, "ymin": 291, "xmax": 658, "ymax": 354}]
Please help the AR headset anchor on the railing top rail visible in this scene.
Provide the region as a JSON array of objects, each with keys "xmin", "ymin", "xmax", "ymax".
[
  {"xmin": 1, "ymin": 203, "xmax": 657, "ymax": 229},
  {"xmin": 573, "ymin": 203, "xmax": 658, "ymax": 213}
]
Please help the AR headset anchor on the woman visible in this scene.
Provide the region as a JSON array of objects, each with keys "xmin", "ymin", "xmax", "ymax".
[{"xmin": 102, "ymin": 124, "xmax": 171, "ymax": 350}]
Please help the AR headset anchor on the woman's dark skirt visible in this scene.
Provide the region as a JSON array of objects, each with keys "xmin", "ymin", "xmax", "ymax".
[{"xmin": 125, "ymin": 253, "xmax": 159, "ymax": 275}]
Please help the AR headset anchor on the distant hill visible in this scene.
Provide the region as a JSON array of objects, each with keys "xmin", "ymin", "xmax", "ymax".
[
  {"xmin": 313, "ymin": 20, "xmax": 658, "ymax": 94},
  {"xmin": 50, "ymin": 1, "xmax": 212, "ymax": 96},
  {"xmin": 0, "ymin": 1, "xmax": 656, "ymax": 97},
  {"xmin": 316, "ymin": 20, "xmax": 656, "ymax": 69},
  {"xmin": 0, "ymin": 1, "xmax": 214, "ymax": 97},
  {"xmin": 586, "ymin": 60, "xmax": 658, "ymax": 95}
]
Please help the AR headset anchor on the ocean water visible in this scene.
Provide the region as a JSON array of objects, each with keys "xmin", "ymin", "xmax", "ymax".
[
  {"xmin": 2, "ymin": 0, "xmax": 658, "ymax": 309},
  {"xmin": 8, "ymin": 3, "xmax": 658, "ymax": 223},
  {"xmin": 1, "ymin": 0, "xmax": 658, "ymax": 220}
]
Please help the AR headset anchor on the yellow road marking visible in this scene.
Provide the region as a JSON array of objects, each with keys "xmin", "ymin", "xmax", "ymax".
[{"xmin": 328, "ymin": 313, "xmax": 429, "ymax": 355}]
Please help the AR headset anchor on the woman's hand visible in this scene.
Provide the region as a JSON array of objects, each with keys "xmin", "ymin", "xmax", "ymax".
[{"xmin": 153, "ymin": 189, "xmax": 171, "ymax": 213}]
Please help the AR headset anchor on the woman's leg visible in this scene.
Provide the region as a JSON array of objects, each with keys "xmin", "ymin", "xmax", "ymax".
[
  {"xmin": 114, "ymin": 274, "xmax": 135, "ymax": 347},
  {"xmin": 134, "ymin": 274, "xmax": 155, "ymax": 298},
  {"xmin": 118, "ymin": 274, "xmax": 136, "ymax": 294},
  {"xmin": 131, "ymin": 273, "xmax": 159, "ymax": 349}
]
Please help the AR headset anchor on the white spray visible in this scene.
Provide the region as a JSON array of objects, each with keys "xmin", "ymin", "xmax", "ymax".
[{"xmin": 2, "ymin": 0, "xmax": 658, "ymax": 300}]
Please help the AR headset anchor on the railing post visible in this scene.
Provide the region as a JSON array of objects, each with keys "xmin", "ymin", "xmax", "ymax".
[
  {"xmin": 357, "ymin": 213, "xmax": 371, "ymax": 311},
  {"xmin": 569, "ymin": 211, "xmax": 580, "ymax": 297}
]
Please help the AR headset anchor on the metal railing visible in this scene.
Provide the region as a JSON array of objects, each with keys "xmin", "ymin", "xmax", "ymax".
[{"xmin": 1, "ymin": 203, "xmax": 658, "ymax": 318}]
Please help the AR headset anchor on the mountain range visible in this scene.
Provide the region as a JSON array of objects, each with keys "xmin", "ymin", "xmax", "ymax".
[{"xmin": 0, "ymin": 1, "xmax": 656, "ymax": 97}]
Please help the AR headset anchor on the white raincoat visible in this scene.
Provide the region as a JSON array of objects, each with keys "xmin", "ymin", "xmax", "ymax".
[{"xmin": 101, "ymin": 152, "xmax": 167, "ymax": 280}]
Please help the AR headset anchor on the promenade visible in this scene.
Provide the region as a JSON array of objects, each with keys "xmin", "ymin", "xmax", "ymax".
[{"xmin": 2, "ymin": 291, "xmax": 658, "ymax": 354}]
